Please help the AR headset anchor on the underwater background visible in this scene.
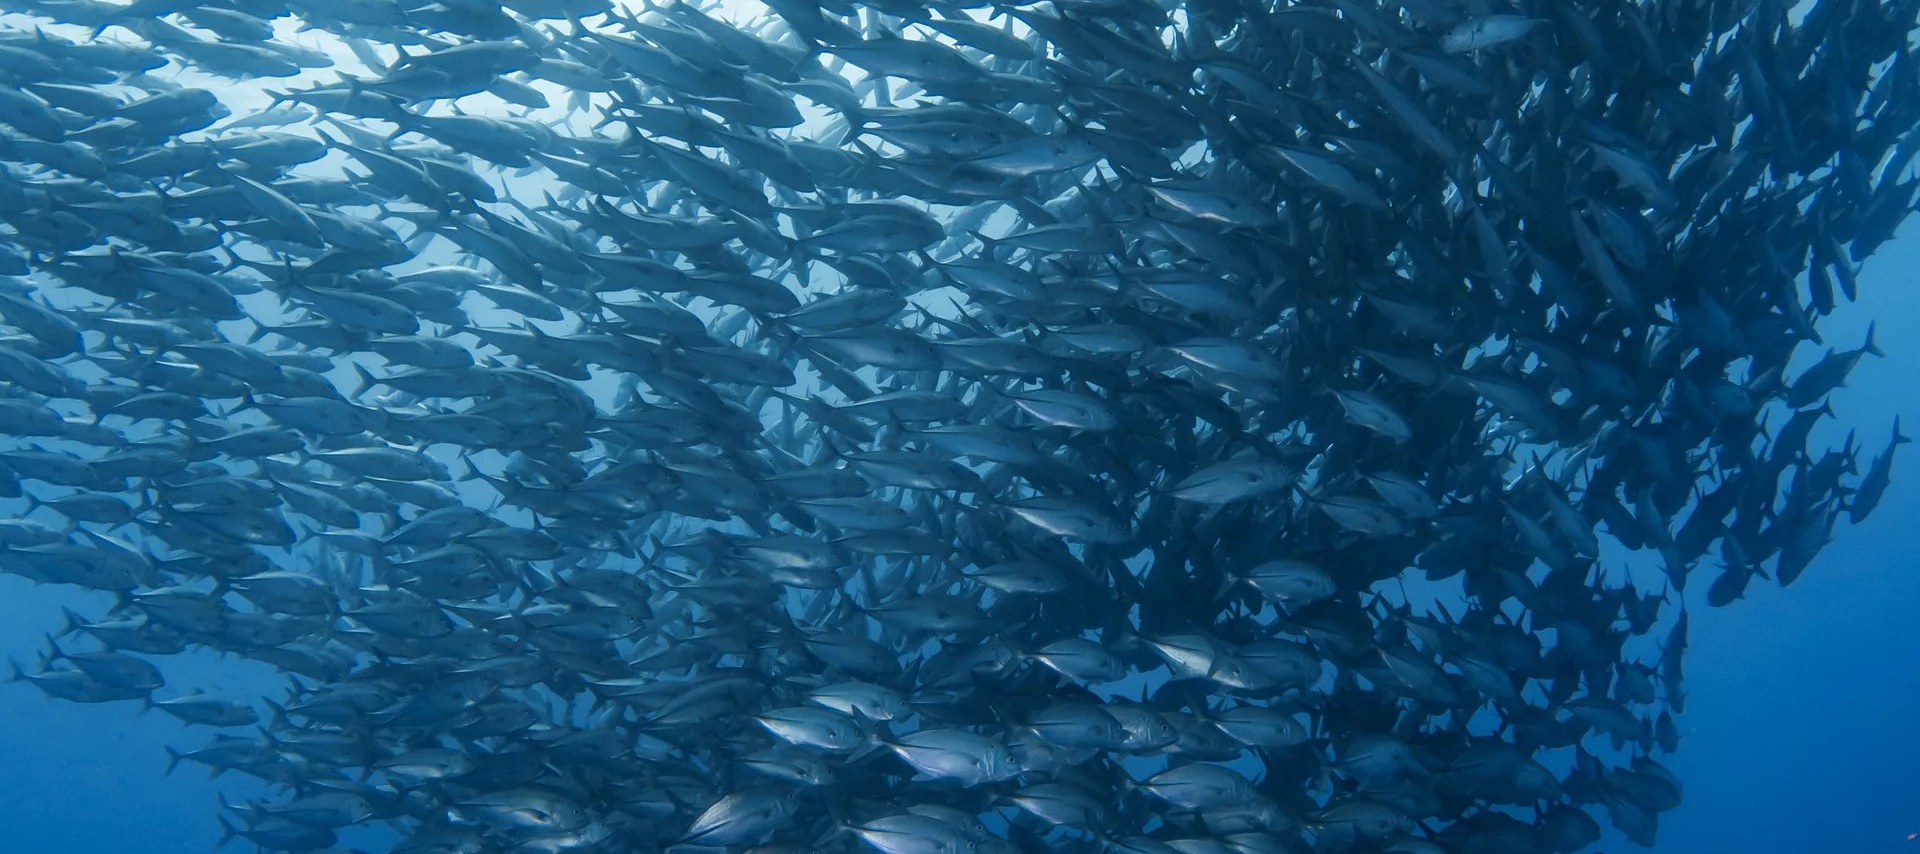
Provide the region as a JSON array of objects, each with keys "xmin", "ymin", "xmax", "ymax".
[
  {"xmin": 3, "ymin": 199, "xmax": 1914, "ymax": 854},
  {"xmin": 0, "ymin": 0, "xmax": 1917, "ymax": 852}
]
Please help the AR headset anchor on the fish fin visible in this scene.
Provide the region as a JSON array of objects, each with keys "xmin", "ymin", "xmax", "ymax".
[
  {"xmin": 846, "ymin": 734, "xmax": 888, "ymax": 764},
  {"xmin": 1211, "ymin": 573, "xmax": 1241, "ymax": 602},
  {"xmin": 348, "ymin": 363, "xmax": 379, "ymax": 401}
]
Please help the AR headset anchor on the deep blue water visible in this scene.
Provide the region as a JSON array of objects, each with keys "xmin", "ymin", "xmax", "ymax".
[
  {"xmin": 5, "ymin": 229, "xmax": 1917, "ymax": 852},
  {"xmin": 0, "ymin": 3, "xmax": 1915, "ymax": 849},
  {"xmin": 2, "ymin": 207, "xmax": 1912, "ymax": 853}
]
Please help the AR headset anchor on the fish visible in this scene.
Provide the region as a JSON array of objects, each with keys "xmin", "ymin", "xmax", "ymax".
[
  {"xmin": 1441, "ymin": 15, "xmax": 1544, "ymax": 54},
  {"xmin": 0, "ymin": 1, "xmax": 1908, "ymax": 853}
]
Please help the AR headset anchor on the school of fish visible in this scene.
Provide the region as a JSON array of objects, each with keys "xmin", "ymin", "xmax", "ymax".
[{"xmin": 0, "ymin": 0, "xmax": 1913, "ymax": 852}]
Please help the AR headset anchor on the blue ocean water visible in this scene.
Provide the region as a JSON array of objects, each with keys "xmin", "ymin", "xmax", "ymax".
[
  {"xmin": 0, "ymin": 2, "xmax": 1913, "ymax": 851},
  {"xmin": 4, "ymin": 220, "xmax": 1913, "ymax": 852}
]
